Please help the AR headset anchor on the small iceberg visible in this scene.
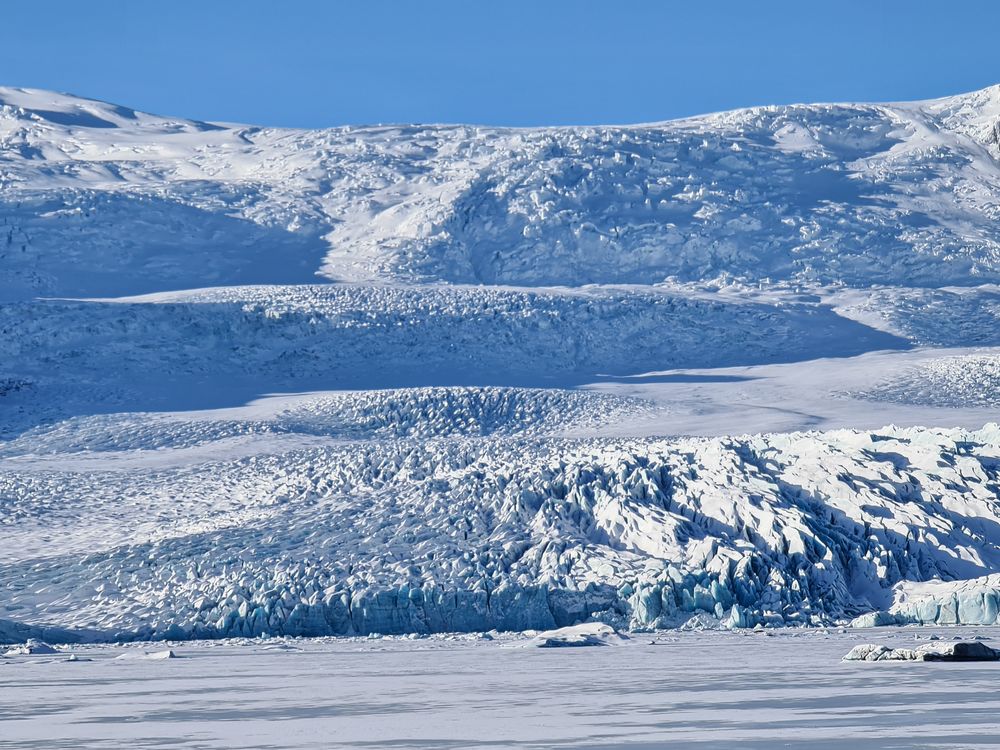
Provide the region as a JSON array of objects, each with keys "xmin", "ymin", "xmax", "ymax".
[
  {"xmin": 522, "ymin": 622, "xmax": 628, "ymax": 648},
  {"xmin": 844, "ymin": 641, "xmax": 1000, "ymax": 662},
  {"xmin": 3, "ymin": 639, "xmax": 58, "ymax": 656}
]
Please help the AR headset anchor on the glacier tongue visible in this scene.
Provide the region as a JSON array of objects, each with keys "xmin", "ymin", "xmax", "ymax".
[{"xmin": 4, "ymin": 422, "xmax": 1000, "ymax": 641}]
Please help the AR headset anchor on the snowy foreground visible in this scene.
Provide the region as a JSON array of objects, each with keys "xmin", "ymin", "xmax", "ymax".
[
  {"xmin": 4, "ymin": 627, "xmax": 1000, "ymax": 749},
  {"xmin": 5, "ymin": 85, "xmax": 1000, "ymax": 646}
]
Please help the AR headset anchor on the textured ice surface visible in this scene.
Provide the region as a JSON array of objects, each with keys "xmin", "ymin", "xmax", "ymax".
[
  {"xmin": 6, "ymin": 85, "xmax": 1000, "ymax": 642},
  {"xmin": 521, "ymin": 622, "xmax": 628, "ymax": 648},
  {"xmin": 878, "ymin": 574, "xmax": 1000, "ymax": 626},
  {"xmin": 0, "ymin": 282, "xmax": 905, "ymax": 428},
  {"xmin": 2, "ymin": 639, "xmax": 58, "ymax": 656},
  {"xmin": 854, "ymin": 353, "xmax": 1000, "ymax": 408},
  {"xmin": 833, "ymin": 285, "xmax": 1000, "ymax": 347},
  {"xmin": 5, "ymin": 423, "xmax": 1000, "ymax": 641},
  {"xmin": 0, "ymin": 387, "xmax": 647, "ymax": 455}
]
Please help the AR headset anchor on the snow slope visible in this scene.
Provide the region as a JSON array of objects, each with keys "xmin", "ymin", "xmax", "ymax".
[
  {"xmin": 5, "ymin": 85, "xmax": 1000, "ymax": 640},
  {"xmin": 3, "ymin": 84, "xmax": 1000, "ymax": 296}
]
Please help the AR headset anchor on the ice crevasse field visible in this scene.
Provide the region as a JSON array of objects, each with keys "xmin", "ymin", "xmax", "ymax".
[{"xmin": 6, "ymin": 83, "xmax": 1000, "ymax": 747}]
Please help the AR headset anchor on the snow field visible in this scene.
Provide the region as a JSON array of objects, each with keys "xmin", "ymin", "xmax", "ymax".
[
  {"xmin": 0, "ymin": 282, "xmax": 902, "ymax": 436},
  {"xmin": 7, "ymin": 628, "xmax": 1000, "ymax": 749}
]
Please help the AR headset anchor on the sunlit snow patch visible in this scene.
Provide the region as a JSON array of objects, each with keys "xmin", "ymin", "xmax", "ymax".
[
  {"xmin": 0, "ymin": 386, "xmax": 651, "ymax": 455},
  {"xmin": 853, "ymin": 354, "xmax": 1000, "ymax": 409}
]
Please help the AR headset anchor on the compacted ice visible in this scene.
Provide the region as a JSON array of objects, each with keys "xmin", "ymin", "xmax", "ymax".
[{"xmin": 5, "ymin": 422, "xmax": 1000, "ymax": 641}]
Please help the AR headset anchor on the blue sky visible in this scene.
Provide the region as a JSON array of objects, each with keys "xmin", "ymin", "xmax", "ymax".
[{"xmin": 4, "ymin": 1, "xmax": 1000, "ymax": 127}]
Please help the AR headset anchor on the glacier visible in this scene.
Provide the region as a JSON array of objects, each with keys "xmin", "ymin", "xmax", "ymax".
[
  {"xmin": 5, "ymin": 84, "xmax": 1000, "ymax": 642},
  {"xmin": 5, "ymin": 423, "xmax": 1000, "ymax": 641}
]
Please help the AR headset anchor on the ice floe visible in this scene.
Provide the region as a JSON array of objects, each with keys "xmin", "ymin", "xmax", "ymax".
[{"xmin": 844, "ymin": 641, "xmax": 1000, "ymax": 661}]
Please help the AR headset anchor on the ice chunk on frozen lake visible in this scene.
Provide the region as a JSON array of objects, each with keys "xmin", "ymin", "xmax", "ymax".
[
  {"xmin": 844, "ymin": 641, "xmax": 1000, "ymax": 661},
  {"xmin": 2, "ymin": 639, "xmax": 58, "ymax": 656},
  {"xmin": 522, "ymin": 622, "xmax": 628, "ymax": 648},
  {"xmin": 849, "ymin": 611, "xmax": 900, "ymax": 628}
]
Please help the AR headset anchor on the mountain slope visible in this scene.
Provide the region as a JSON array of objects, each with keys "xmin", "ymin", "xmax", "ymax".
[{"xmin": 2, "ymin": 85, "xmax": 1000, "ymax": 297}]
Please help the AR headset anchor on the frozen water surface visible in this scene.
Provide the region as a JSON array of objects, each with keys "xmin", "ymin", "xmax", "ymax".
[{"xmin": 3, "ymin": 628, "xmax": 1000, "ymax": 749}]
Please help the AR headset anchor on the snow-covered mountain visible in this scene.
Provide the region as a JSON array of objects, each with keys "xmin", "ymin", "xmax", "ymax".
[
  {"xmin": 5, "ymin": 86, "xmax": 1000, "ymax": 642},
  {"xmin": 3, "ymin": 84, "xmax": 1000, "ymax": 297}
]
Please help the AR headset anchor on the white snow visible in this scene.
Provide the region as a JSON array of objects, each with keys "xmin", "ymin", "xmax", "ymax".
[
  {"xmin": 4, "ymin": 84, "xmax": 1000, "ymax": 295},
  {"xmin": 2, "ymin": 639, "xmax": 57, "ymax": 656},
  {"xmin": 852, "ymin": 352, "xmax": 1000, "ymax": 409},
  {"xmin": 114, "ymin": 649, "xmax": 177, "ymax": 660},
  {"xmin": 5, "ymin": 422, "xmax": 1000, "ymax": 639},
  {"xmin": 5, "ymin": 84, "xmax": 1000, "ymax": 643},
  {"xmin": 3, "ymin": 628, "xmax": 1000, "ymax": 748}
]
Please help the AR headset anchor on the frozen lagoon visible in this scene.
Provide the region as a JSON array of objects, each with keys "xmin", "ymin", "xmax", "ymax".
[{"xmin": 4, "ymin": 627, "xmax": 1000, "ymax": 749}]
